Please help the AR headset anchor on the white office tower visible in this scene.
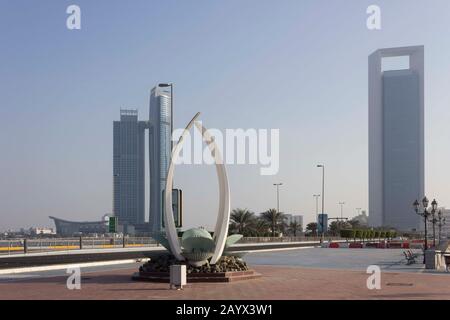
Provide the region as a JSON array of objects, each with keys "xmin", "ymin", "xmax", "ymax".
[
  {"xmin": 149, "ymin": 86, "xmax": 172, "ymax": 233},
  {"xmin": 368, "ymin": 46, "xmax": 424, "ymax": 231}
]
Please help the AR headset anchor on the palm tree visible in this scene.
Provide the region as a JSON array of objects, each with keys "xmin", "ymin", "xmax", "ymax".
[
  {"xmin": 329, "ymin": 221, "xmax": 352, "ymax": 236},
  {"xmin": 288, "ymin": 221, "xmax": 302, "ymax": 237},
  {"xmin": 251, "ymin": 219, "xmax": 270, "ymax": 237},
  {"xmin": 230, "ymin": 208, "xmax": 256, "ymax": 236},
  {"xmin": 348, "ymin": 219, "xmax": 360, "ymax": 229},
  {"xmin": 260, "ymin": 209, "xmax": 286, "ymax": 237},
  {"xmin": 306, "ymin": 222, "xmax": 318, "ymax": 236}
]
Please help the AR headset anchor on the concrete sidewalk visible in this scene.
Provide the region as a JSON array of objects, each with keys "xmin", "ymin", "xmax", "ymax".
[
  {"xmin": 1, "ymin": 265, "xmax": 450, "ymax": 300},
  {"xmin": 0, "ymin": 241, "xmax": 322, "ymax": 270}
]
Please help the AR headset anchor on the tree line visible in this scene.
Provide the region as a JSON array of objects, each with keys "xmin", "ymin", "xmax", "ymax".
[
  {"xmin": 303, "ymin": 219, "xmax": 398, "ymax": 239},
  {"xmin": 228, "ymin": 208, "xmax": 303, "ymax": 237},
  {"xmin": 340, "ymin": 229, "xmax": 397, "ymax": 242}
]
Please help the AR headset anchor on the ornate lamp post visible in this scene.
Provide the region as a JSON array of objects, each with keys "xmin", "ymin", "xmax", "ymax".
[
  {"xmin": 430, "ymin": 199, "xmax": 438, "ymax": 248},
  {"xmin": 438, "ymin": 210, "xmax": 446, "ymax": 245},
  {"xmin": 413, "ymin": 197, "xmax": 430, "ymax": 264}
]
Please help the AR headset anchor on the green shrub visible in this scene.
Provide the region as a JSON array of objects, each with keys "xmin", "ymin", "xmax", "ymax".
[
  {"xmin": 340, "ymin": 229, "xmax": 353, "ymax": 239},
  {"xmin": 387, "ymin": 230, "xmax": 397, "ymax": 239}
]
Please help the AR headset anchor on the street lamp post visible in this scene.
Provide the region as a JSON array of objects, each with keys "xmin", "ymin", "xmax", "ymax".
[
  {"xmin": 313, "ymin": 194, "xmax": 320, "ymax": 215},
  {"xmin": 431, "ymin": 199, "xmax": 438, "ymax": 248},
  {"xmin": 413, "ymin": 197, "xmax": 431, "ymax": 264},
  {"xmin": 273, "ymin": 183, "xmax": 283, "ymax": 214},
  {"xmin": 438, "ymin": 210, "xmax": 446, "ymax": 245},
  {"xmin": 313, "ymin": 194, "xmax": 320, "ymax": 237},
  {"xmin": 339, "ymin": 202, "xmax": 345, "ymax": 220},
  {"xmin": 317, "ymin": 165, "xmax": 325, "ymax": 242}
]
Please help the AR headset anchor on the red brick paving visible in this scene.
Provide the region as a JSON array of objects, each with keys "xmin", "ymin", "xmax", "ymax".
[{"xmin": 1, "ymin": 266, "xmax": 450, "ymax": 300}]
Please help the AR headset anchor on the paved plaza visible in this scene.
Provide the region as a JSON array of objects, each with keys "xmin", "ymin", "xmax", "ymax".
[
  {"xmin": 1, "ymin": 248, "xmax": 449, "ymax": 300},
  {"xmin": 245, "ymin": 248, "xmax": 429, "ymax": 272}
]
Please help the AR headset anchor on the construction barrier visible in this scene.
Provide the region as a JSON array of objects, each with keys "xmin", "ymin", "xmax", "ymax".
[{"xmin": 324, "ymin": 240, "xmax": 422, "ymax": 249}]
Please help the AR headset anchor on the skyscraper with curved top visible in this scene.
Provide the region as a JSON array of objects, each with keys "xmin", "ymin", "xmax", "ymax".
[{"xmin": 149, "ymin": 86, "xmax": 172, "ymax": 233}]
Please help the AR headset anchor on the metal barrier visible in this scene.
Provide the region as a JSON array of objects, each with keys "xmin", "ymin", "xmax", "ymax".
[
  {"xmin": 0, "ymin": 236, "xmax": 338, "ymax": 255},
  {"xmin": 238, "ymin": 236, "xmax": 342, "ymax": 243},
  {"xmin": 0, "ymin": 237, "xmax": 159, "ymax": 255}
]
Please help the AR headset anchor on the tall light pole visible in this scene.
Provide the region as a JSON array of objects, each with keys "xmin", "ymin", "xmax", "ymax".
[
  {"xmin": 273, "ymin": 183, "xmax": 283, "ymax": 213},
  {"xmin": 339, "ymin": 202, "xmax": 345, "ymax": 220},
  {"xmin": 313, "ymin": 194, "xmax": 320, "ymax": 237},
  {"xmin": 317, "ymin": 164, "xmax": 325, "ymax": 241},
  {"xmin": 313, "ymin": 194, "xmax": 321, "ymax": 216},
  {"xmin": 158, "ymin": 83, "xmax": 174, "ymax": 150}
]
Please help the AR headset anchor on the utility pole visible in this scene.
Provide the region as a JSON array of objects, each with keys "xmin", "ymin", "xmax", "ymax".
[
  {"xmin": 317, "ymin": 165, "xmax": 325, "ymax": 242},
  {"xmin": 273, "ymin": 183, "xmax": 283, "ymax": 213},
  {"xmin": 339, "ymin": 202, "xmax": 345, "ymax": 219},
  {"xmin": 313, "ymin": 194, "xmax": 321, "ymax": 216}
]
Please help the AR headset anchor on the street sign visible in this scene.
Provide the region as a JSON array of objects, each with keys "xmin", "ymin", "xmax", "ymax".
[
  {"xmin": 317, "ymin": 214, "xmax": 328, "ymax": 234},
  {"xmin": 108, "ymin": 216, "xmax": 118, "ymax": 233},
  {"xmin": 162, "ymin": 189, "xmax": 183, "ymax": 228}
]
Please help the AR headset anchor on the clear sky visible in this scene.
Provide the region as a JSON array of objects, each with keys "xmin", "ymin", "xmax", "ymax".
[{"xmin": 1, "ymin": 0, "xmax": 450, "ymax": 231}]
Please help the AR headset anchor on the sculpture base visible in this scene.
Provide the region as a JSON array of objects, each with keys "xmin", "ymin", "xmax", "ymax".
[{"xmin": 132, "ymin": 270, "xmax": 262, "ymax": 283}]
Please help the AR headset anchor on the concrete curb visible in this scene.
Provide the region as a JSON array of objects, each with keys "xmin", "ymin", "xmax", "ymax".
[
  {"xmin": 235, "ymin": 246, "xmax": 318, "ymax": 254},
  {"xmin": 0, "ymin": 258, "xmax": 149, "ymax": 275}
]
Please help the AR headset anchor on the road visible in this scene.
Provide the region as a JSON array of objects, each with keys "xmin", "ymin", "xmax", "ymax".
[{"xmin": 0, "ymin": 261, "xmax": 143, "ymax": 283}]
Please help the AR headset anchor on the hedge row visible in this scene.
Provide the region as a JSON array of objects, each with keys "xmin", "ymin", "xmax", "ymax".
[{"xmin": 339, "ymin": 229, "xmax": 397, "ymax": 240}]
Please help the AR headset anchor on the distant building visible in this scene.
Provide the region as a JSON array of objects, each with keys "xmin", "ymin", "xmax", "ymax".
[
  {"xmin": 30, "ymin": 227, "xmax": 55, "ymax": 236},
  {"xmin": 113, "ymin": 109, "xmax": 148, "ymax": 226},
  {"xmin": 285, "ymin": 214, "xmax": 303, "ymax": 229},
  {"xmin": 49, "ymin": 216, "xmax": 108, "ymax": 236},
  {"xmin": 111, "ymin": 86, "xmax": 177, "ymax": 234},
  {"xmin": 352, "ymin": 211, "xmax": 369, "ymax": 226},
  {"xmin": 149, "ymin": 86, "xmax": 172, "ymax": 234},
  {"xmin": 369, "ymin": 46, "xmax": 424, "ymax": 231}
]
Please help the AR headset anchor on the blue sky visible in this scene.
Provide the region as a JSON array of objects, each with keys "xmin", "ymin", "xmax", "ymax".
[{"xmin": 1, "ymin": 0, "xmax": 450, "ymax": 230}]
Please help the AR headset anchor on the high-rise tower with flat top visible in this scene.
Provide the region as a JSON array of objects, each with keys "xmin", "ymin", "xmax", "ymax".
[{"xmin": 368, "ymin": 46, "xmax": 424, "ymax": 231}]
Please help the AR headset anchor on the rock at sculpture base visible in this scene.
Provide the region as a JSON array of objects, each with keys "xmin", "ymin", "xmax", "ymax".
[{"xmin": 132, "ymin": 255, "xmax": 261, "ymax": 283}]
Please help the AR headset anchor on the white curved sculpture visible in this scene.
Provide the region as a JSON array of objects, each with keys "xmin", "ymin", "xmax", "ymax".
[{"xmin": 164, "ymin": 113, "xmax": 231, "ymax": 265}]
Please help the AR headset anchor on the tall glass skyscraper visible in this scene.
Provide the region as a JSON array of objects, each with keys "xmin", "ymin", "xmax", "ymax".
[
  {"xmin": 113, "ymin": 109, "xmax": 147, "ymax": 226},
  {"xmin": 369, "ymin": 46, "xmax": 424, "ymax": 231},
  {"xmin": 149, "ymin": 86, "xmax": 172, "ymax": 233}
]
